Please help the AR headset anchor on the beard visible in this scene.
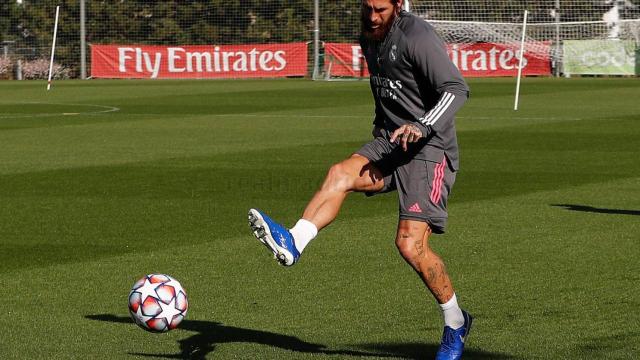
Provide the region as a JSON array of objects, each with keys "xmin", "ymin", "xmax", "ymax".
[{"xmin": 361, "ymin": 8, "xmax": 398, "ymax": 41}]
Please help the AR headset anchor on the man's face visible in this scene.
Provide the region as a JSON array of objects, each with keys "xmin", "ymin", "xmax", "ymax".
[{"xmin": 361, "ymin": 0, "xmax": 402, "ymax": 41}]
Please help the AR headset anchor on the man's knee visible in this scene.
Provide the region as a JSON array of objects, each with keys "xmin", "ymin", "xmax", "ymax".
[
  {"xmin": 395, "ymin": 231, "xmax": 422, "ymax": 261},
  {"xmin": 395, "ymin": 221, "xmax": 431, "ymax": 261},
  {"xmin": 323, "ymin": 162, "xmax": 354, "ymax": 192}
]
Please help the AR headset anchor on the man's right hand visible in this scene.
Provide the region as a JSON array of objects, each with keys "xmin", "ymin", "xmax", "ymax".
[{"xmin": 390, "ymin": 124, "xmax": 424, "ymax": 151}]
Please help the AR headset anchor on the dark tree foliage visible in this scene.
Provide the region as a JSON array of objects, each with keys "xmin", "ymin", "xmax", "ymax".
[
  {"xmin": 1, "ymin": 0, "xmax": 638, "ymax": 74},
  {"xmin": 1, "ymin": 0, "xmax": 326, "ymax": 69}
]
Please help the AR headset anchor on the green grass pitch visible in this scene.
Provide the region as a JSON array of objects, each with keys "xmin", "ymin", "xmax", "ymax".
[{"xmin": 0, "ymin": 77, "xmax": 638, "ymax": 359}]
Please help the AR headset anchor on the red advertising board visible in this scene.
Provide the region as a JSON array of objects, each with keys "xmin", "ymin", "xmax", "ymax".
[
  {"xmin": 324, "ymin": 42, "xmax": 551, "ymax": 78},
  {"xmin": 324, "ymin": 43, "xmax": 370, "ymax": 77},
  {"xmin": 91, "ymin": 43, "xmax": 308, "ymax": 79},
  {"xmin": 448, "ymin": 42, "xmax": 551, "ymax": 77}
]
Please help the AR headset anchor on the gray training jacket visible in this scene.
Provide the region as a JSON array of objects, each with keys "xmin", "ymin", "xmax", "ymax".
[{"xmin": 360, "ymin": 10, "xmax": 469, "ymax": 171}]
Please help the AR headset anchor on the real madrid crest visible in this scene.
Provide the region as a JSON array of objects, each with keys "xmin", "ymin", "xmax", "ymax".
[{"xmin": 389, "ymin": 44, "xmax": 397, "ymax": 62}]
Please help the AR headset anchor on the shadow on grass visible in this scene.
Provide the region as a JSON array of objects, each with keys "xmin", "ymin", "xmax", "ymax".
[
  {"xmin": 552, "ymin": 204, "xmax": 640, "ymax": 216},
  {"xmin": 86, "ymin": 314, "xmax": 515, "ymax": 359},
  {"xmin": 357, "ymin": 343, "xmax": 518, "ymax": 360},
  {"xmin": 578, "ymin": 331, "xmax": 640, "ymax": 357},
  {"xmin": 87, "ymin": 314, "xmax": 390, "ymax": 359}
]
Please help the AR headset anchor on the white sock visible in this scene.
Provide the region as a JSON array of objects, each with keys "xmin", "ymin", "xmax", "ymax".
[
  {"xmin": 439, "ymin": 293, "xmax": 465, "ymax": 329},
  {"xmin": 289, "ymin": 219, "xmax": 318, "ymax": 253}
]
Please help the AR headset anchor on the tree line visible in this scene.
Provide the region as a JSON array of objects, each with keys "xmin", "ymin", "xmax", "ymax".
[
  {"xmin": 1, "ymin": 1, "xmax": 637, "ymax": 75},
  {"xmin": 0, "ymin": 1, "xmax": 361, "ymax": 72}
]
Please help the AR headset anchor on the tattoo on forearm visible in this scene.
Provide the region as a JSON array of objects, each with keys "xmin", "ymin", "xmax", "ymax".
[{"xmin": 409, "ymin": 124, "xmax": 422, "ymax": 137}]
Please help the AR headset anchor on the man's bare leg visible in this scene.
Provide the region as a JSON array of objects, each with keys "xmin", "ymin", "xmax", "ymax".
[
  {"xmin": 301, "ymin": 154, "xmax": 385, "ymax": 230},
  {"xmin": 395, "ymin": 220, "xmax": 455, "ymax": 302},
  {"xmin": 395, "ymin": 219, "xmax": 466, "ymax": 331},
  {"xmin": 394, "ymin": 219, "xmax": 473, "ymax": 359},
  {"xmin": 248, "ymin": 154, "xmax": 384, "ymax": 265}
]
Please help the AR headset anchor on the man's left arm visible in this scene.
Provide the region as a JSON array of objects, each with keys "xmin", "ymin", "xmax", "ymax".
[{"xmin": 394, "ymin": 26, "xmax": 469, "ymax": 143}]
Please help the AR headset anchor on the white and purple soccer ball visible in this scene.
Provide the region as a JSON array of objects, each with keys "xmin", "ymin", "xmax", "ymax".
[{"xmin": 128, "ymin": 274, "xmax": 188, "ymax": 332}]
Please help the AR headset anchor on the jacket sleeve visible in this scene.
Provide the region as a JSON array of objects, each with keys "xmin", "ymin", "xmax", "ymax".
[
  {"xmin": 360, "ymin": 36, "xmax": 386, "ymax": 129},
  {"xmin": 373, "ymin": 95, "xmax": 385, "ymax": 127},
  {"xmin": 407, "ymin": 25, "xmax": 469, "ymax": 137}
]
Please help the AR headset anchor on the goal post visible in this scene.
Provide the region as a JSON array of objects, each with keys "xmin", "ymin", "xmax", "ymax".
[
  {"xmin": 515, "ymin": 10, "xmax": 529, "ymax": 111},
  {"xmin": 319, "ymin": 1, "xmax": 640, "ymax": 81},
  {"xmin": 413, "ymin": 1, "xmax": 640, "ymax": 78},
  {"xmin": 46, "ymin": 6, "xmax": 60, "ymax": 90},
  {"xmin": 3, "ymin": 0, "xmax": 639, "ymax": 80}
]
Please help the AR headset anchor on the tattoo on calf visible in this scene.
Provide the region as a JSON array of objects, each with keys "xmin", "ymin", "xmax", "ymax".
[
  {"xmin": 424, "ymin": 262, "xmax": 452, "ymax": 302},
  {"xmin": 426, "ymin": 266, "xmax": 437, "ymax": 284},
  {"xmin": 414, "ymin": 238, "xmax": 424, "ymax": 256}
]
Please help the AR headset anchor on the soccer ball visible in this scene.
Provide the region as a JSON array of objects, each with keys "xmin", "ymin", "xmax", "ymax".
[{"xmin": 128, "ymin": 274, "xmax": 188, "ymax": 332}]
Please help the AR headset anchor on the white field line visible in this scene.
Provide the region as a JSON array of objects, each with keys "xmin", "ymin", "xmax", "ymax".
[
  {"xmin": 0, "ymin": 103, "xmax": 581, "ymax": 122},
  {"xmin": 0, "ymin": 102, "xmax": 120, "ymax": 119},
  {"xmin": 202, "ymin": 113, "xmax": 583, "ymax": 121},
  {"xmin": 459, "ymin": 116, "xmax": 583, "ymax": 121}
]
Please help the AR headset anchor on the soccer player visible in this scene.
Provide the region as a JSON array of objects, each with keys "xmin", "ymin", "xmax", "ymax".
[{"xmin": 248, "ymin": 0, "xmax": 472, "ymax": 358}]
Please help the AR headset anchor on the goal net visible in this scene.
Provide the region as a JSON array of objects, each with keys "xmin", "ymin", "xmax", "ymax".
[
  {"xmin": 321, "ymin": 0, "xmax": 640, "ymax": 79},
  {"xmin": 1, "ymin": 1, "xmax": 314, "ymax": 80},
  {"xmin": 2, "ymin": 1, "xmax": 639, "ymax": 80}
]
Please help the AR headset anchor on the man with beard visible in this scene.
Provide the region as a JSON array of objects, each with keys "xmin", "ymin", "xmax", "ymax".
[{"xmin": 248, "ymin": 0, "xmax": 471, "ymax": 358}]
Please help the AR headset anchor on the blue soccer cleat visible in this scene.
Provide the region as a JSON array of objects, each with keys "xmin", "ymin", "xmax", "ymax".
[
  {"xmin": 248, "ymin": 209, "xmax": 300, "ymax": 266},
  {"xmin": 435, "ymin": 310, "xmax": 473, "ymax": 360}
]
